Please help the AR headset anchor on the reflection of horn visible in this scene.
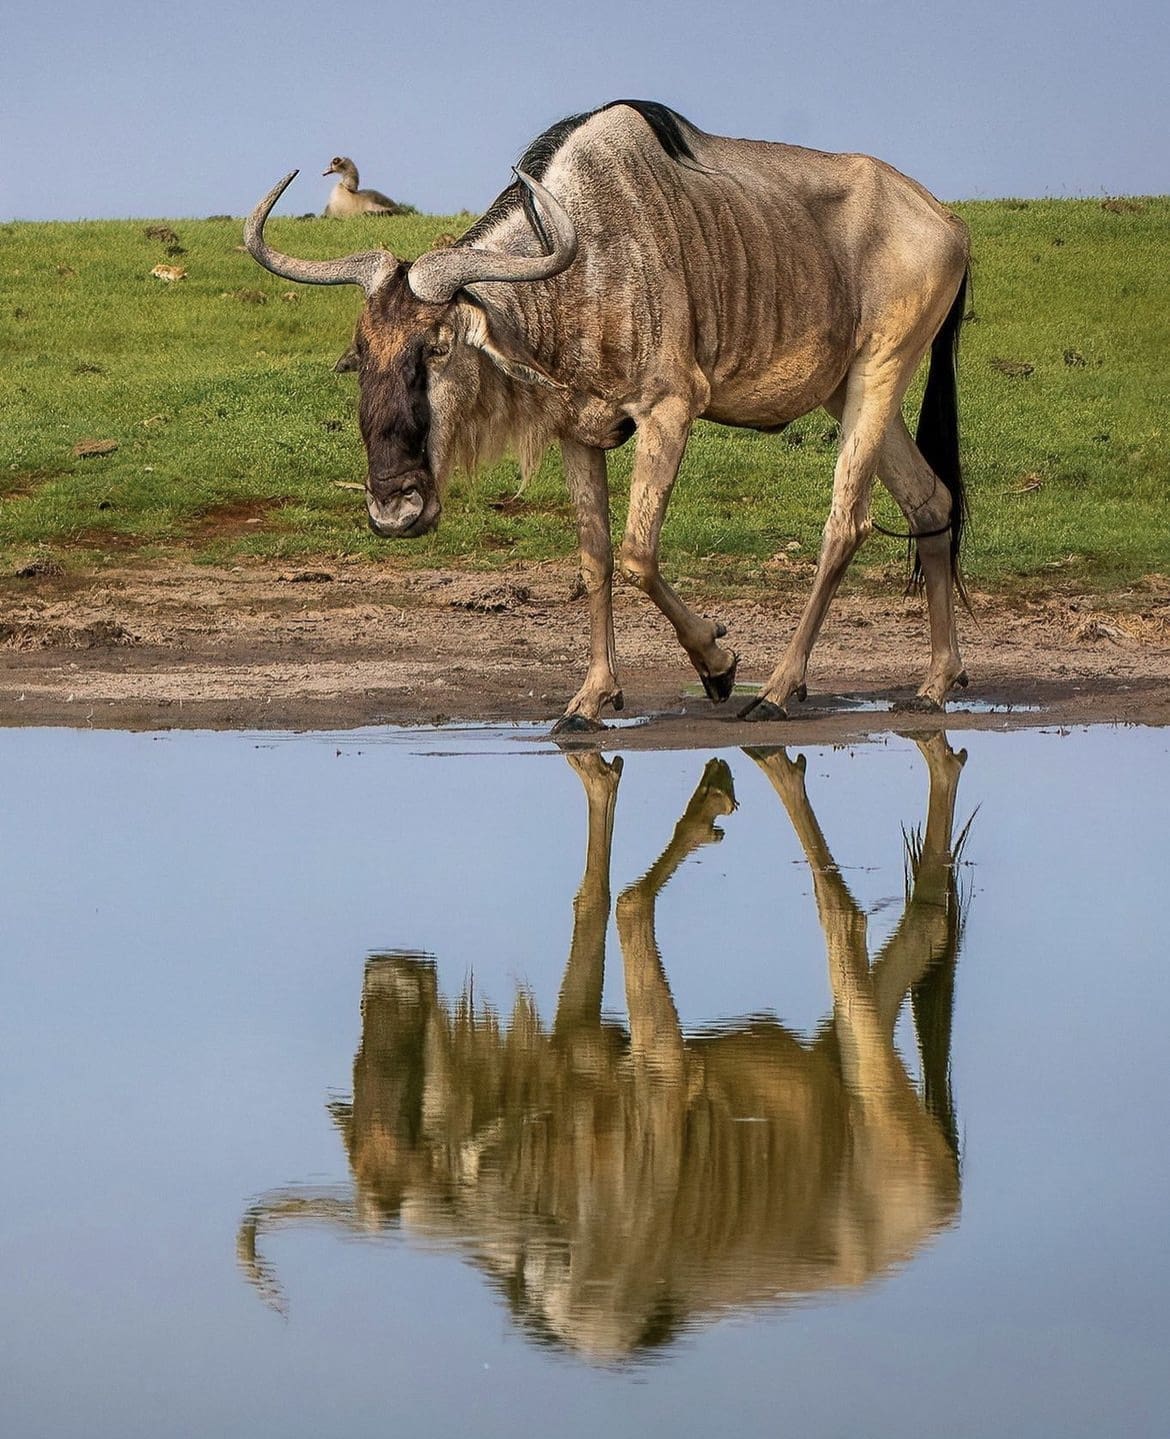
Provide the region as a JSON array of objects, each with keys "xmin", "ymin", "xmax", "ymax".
[{"xmin": 237, "ymin": 1188, "xmax": 357, "ymax": 1313}]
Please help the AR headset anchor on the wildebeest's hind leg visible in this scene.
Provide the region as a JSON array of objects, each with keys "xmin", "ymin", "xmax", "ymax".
[
  {"xmin": 875, "ymin": 419, "xmax": 967, "ymax": 709},
  {"xmin": 743, "ymin": 366, "xmax": 902, "ymax": 719},
  {"xmin": 555, "ymin": 440, "xmax": 624, "ymax": 732},
  {"xmin": 618, "ymin": 398, "xmax": 737, "ymax": 702}
]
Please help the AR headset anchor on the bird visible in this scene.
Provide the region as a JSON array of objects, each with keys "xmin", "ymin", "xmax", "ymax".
[{"xmin": 321, "ymin": 157, "xmax": 404, "ymax": 217}]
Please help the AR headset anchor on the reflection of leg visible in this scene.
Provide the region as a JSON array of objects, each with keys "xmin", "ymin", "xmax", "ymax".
[
  {"xmin": 870, "ymin": 733, "xmax": 967, "ymax": 1034},
  {"xmin": 616, "ymin": 760, "xmax": 737, "ymax": 1079},
  {"xmin": 745, "ymin": 746, "xmax": 896, "ymax": 1093},
  {"xmin": 888, "ymin": 733, "xmax": 968, "ymax": 1157},
  {"xmin": 744, "ymin": 747, "xmax": 867, "ymax": 941},
  {"xmin": 553, "ymin": 753, "xmax": 623, "ymax": 1039}
]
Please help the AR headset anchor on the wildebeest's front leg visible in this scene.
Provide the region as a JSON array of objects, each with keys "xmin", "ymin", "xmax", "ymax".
[
  {"xmin": 555, "ymin": 439, "xmax": 623, "ymax": 731},
  {"xmin": 619, "ymin": 399, "xmax": 737, "ymax": 701}
]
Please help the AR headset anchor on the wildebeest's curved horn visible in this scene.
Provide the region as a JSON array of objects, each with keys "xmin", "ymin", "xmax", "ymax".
[
  {"xmin": 244, "ymin": 171, "xmax": 396, "ymax": 295},
  {"xmin": 407, "ymin": 170, "xmax": 578, "ymax": 303}
]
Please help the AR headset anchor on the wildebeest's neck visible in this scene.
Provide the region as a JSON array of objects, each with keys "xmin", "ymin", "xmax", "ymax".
[{"xmin": 443, "ymin": 314, "xmax": 564, "ymax": 482}]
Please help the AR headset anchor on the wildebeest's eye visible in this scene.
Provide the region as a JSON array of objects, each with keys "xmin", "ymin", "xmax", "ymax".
[{"xmin": 426, "ymin": 342, "xmax": 451, "ymax": 360}]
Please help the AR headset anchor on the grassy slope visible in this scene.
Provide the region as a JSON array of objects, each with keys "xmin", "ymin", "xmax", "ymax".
[{"xmin": 2, "ymin": 199, "xmax": 1167, "ymax": 593}]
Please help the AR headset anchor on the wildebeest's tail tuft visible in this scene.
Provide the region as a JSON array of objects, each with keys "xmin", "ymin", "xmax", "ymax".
[{"xmin": 913, "ymin": 270, "xmax": 969, "ymax": 600}]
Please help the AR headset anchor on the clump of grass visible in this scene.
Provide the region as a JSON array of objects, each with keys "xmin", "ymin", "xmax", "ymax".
[{"xmin": 1, "ymin": 199, "xmax": 1168, "ymax": 593}]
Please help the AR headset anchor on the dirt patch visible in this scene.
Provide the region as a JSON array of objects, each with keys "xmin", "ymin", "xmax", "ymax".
[
  {"xmin": 3, "ymin": 467, "xmax": 70, "ymax": 500},
  {"xmin": 185, "ymin": 498, "xmax": 292, "ymax": 541},
  {"xmin": 1, "ymin": 618, "xmax": 136, "ymax": 651},
  {"xmin": 0, "ymin": 558, "xmax": 1168, "ymax": 741},
  {"xmin": 67, "ymin": 528, "xmax": 150, "ymax": 554}
]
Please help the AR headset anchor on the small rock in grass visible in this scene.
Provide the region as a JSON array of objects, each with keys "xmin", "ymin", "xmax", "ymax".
[
  {"xmin": 15, "ymin": 558, "xmax": 65, "ymax": 579},
  {"xmin": 990, "ymin": 356, "xmax": 1034, "ymax": 379},
  {"xmin": 72, "ymin": 438, "xmax": 118, "ymax": 459},
  {"xmin": 151, "ymin": 264, "xmax": 187, "ymax": 282}
]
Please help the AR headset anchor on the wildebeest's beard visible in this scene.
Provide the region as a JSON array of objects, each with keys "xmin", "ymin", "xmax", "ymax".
[{"xmin": 357, "ymin": 277, "xmax": 446, "ymax": 539}]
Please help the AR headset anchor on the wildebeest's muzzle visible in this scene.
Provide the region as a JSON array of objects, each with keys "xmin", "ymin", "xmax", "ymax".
[{"xmin": 366, "ymin": 469, "xmax": 441, "ymax": 538}]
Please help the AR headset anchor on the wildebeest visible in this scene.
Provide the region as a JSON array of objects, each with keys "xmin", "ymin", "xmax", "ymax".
[
  {"xmin": 238, "ymin": 737, "xmax": 968, "ymax": 1359},
  {"xmin": 245, "ymin": 100, "xmax": 971, "ymax": 730},
  {"xmin": 321, "ymin": 156, "xmax": 407, "ymax": 217}
]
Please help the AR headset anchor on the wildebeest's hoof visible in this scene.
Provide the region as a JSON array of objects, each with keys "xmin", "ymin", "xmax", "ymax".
[
  {"xmin": 893, "ymin": 693, "xmax": 944, "ymax": 714},
  {"xmin": 700, "ymin": 651, "xmax": 738, "ymax": 704},
  {"xmin": 738, "ymin": 696, "xmax": 788, "ymax": 722},
  {"xmin": 551, "ymin": 712, "xmax": 607, "ymax": 735}
]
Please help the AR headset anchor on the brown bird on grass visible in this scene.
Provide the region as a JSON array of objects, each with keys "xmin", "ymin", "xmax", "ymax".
[{"xmin": 321, "ymin": 157, "xmax": 404, "ymax": 217}]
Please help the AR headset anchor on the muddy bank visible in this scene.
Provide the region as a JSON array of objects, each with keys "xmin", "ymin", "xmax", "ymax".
[{"xmin": 1, "ymin": 560, "xmax": 1168, "ymax": 743}]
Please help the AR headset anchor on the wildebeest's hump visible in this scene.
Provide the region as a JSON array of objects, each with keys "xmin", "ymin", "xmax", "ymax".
[{"xmin": 461, "ymin": 100, "xmax": 698, "ymax": 248}]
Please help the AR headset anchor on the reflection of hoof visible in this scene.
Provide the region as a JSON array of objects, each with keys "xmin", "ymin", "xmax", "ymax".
[
  {"xmin": 739, "ymin": 696, "xmax": 788, "ymax": 722},
  {"xmin": 696, "ymin": 756, "xmax": 737, "ymax": 811},
  {"xmin": 743, "ymin": 745, "xmax": 805, "ymax": 776},
  {"xmin": 551, "ymin": 712, "xmax": 606, "ymax": 736},
  {"xmin": 564, "ymin": 750, "xmax": 624, "ymax": 785},
  {"xmin": 700, "ymin": 652, "xmax": 738, "ymax": 704},
  {"xmin": 893, "ymin": 694, "xmax": 944, "ymax": 714},
  {"xmin": 903, "ymin": 730, "xmax": 968, "ymax": 774}
]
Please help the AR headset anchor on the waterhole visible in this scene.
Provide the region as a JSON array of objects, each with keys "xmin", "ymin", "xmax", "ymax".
[{"xmin": 2, "ymin": 724, "xmax": 1167, "ymax": 1437}]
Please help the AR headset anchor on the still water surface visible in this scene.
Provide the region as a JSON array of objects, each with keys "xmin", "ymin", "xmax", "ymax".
[{"xmin": 2, "ymin": 723, "xmax": 1168, "ymax": 1437}]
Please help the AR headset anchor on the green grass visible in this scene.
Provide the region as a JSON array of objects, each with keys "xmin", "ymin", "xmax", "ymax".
[{"xmin": 2, "ymin": 198, "xmax": 1167, "ymax": 594}]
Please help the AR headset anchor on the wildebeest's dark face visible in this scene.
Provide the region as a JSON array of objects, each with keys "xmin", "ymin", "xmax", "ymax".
[
  {"xmin": 355, "ymin": 268, "xmax": 452, "ymax": 538},
  {"xmin": 355, "ymin": 269, "xmax": 564, "ymax": 539},
  {"xmin": 243, "ymin": 168, "xmax": 576, "ymax": 541}
]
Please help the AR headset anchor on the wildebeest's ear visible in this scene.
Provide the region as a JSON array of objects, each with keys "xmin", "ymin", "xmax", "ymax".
[{"xmin": 454, "ymin": 299, "xmax": 566, "ymax": 390}]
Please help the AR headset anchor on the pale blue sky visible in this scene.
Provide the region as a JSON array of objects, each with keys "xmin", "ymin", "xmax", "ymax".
[{"xmin": 2, "ymin": 0, "xmax": 1167, "ymax": 221}]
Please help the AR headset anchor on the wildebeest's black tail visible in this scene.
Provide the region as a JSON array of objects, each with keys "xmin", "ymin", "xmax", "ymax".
[{"xmin": 913, "ymin": 269, "xmax": 969, "ymax": 598}]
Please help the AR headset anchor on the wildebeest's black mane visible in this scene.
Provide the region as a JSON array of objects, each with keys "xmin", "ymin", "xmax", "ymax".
[{"xmin": 459, "ymin": 100, "xmax": 698, "ymax": 248}]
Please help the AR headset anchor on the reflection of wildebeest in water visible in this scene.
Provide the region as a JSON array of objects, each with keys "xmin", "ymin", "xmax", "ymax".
[{"xmin": 239, "ymin": 736, "xmax": 970, "ymax": 1360}]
